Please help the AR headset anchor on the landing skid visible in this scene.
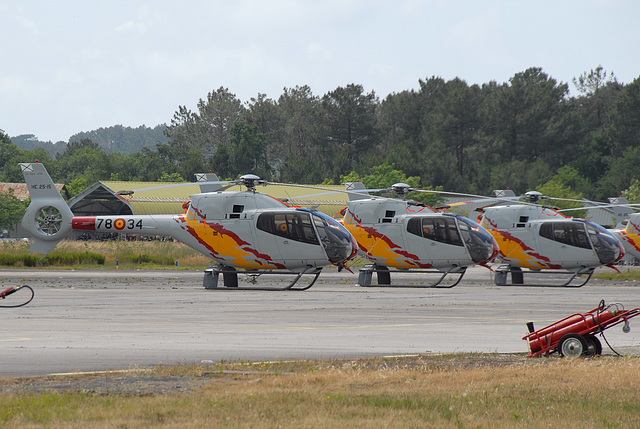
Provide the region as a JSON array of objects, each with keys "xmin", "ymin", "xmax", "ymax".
[
  {"xmin": 357, "ymin": 264, "xmax": 466, "ymax": 288},
  {"xmin": 494, "ymin": 265, "xmax": 594, "ymax": 287},
  {"xmin": 203, "ymin": 265, "xmax": 322, "ymax": 291}
]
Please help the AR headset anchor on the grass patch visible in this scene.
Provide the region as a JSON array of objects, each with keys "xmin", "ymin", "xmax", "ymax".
[
  {"xmin": 595, "ymin": 266, "xmax": 640, "ymax": 281},
  {"xmin": 0, "ymin": 240, "xmax": 211, "ymax": 270},
  {"xmin": 0, "ymin": 251, "xmax": 105, "ymax": 267},
  {"xmin": 1, "ymin": 354, "xmax": 640, "ymax": 428}
]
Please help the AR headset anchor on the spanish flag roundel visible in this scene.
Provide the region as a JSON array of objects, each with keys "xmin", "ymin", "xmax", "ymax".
[{"xmin": 114, "ymin": 218, "xmax": 126, "ymax": 230}]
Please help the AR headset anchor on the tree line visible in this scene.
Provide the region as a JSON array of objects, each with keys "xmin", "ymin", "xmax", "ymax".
[{"xmin": 2, "ymin": 66, "xmax": 640, "ymax": 205}]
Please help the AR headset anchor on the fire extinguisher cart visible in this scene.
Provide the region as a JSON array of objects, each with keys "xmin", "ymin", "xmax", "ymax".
[{"xmin": 523, "ymin": 300, "xmax": 640, "ymax": 358}]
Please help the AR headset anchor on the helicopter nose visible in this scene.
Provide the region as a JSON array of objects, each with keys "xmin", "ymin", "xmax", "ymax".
[
  {"xmin": 612, "ymin": 241, "xmax": 625, "ymax": 265},
  {"xmin": 472, "ymin": 236, "xmax": 500, "ymax": 264},
  {"xmin": 347, "ymin": 236, "xmax": 359, "ymax": 261},
  {"xmin": 597, "ymin": 241, "xmax": 624, "ymax": 266},
  {"xmin": 331, "ymin": 234, "xmax": 359, "ymax": 268},
  {"xmin": 463, "ymin": 224, "xmax": 500, "ymax": 264},
  {"xmin": 489, "ymin": 236, "xmax": 500, "ymax": 261}
]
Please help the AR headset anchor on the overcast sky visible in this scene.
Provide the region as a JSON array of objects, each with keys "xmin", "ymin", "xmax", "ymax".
[{"xmin": 1, "ymin": 0, "xmax": 639, "ymax": 143}]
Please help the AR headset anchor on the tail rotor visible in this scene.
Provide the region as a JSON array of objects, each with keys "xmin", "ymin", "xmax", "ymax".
[{"xmin": 20, "ymin": 163, "xmax": 73, "ymax": 254}]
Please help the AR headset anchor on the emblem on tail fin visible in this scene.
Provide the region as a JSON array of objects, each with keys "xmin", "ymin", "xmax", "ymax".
[
  {"xmin": 20, "ymin": 163, "xmax": 74, "ymax": 254},
  {"xmin": 344, "ymin": 182, "xmax": 370, "ymax": 201}
]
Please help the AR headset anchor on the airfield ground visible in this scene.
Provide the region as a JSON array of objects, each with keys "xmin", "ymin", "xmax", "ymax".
[{"xmin": 1, "ymin": 266, "xmax": 640, "ymax": 378}]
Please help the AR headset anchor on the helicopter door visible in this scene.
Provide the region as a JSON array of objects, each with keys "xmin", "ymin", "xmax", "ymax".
[
  {"xmin": 406, "ymin": 216, "xmax": 466, "ymax": 266},
  {"xmin": 256, "ymin": 212, "xmax": 324, "ymax": 267},
  {"xmin": 538, "ymin": 221, "xmax": 593, "ymax": 267}
]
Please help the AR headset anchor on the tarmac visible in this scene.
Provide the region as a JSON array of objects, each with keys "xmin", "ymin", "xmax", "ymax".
[{"xmin": 2, "ymin": 266, "xmax": 640, "ymax": 377}]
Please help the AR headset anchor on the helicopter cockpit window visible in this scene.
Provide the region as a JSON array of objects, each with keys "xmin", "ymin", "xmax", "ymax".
[
  {"xmin": 256, "ymin": 212, "xmax": 319, "ymax": 245},
  {"xmin": 586, "ymin": 222, "xmax": 622, "ymax": 265},
  {"xmin": 406, "ymin": 217, "xmax": 463, "ymax": 246},
  {"xmin": 538, "ymin": 222, "xmax": 591, "ymax": 249},
  {"xmin": 311, "ymin": 212, "xmax": 356, "ymax": 263}
]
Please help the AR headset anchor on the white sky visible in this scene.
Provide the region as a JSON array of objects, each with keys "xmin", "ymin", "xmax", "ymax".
[{"xmin": 1, "ymin": 0, "xmax": 639, "ymax": 143}]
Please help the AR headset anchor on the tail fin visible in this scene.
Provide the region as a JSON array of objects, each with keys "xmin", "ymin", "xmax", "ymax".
[
  {"xmin": 625, "ymin": 213, "xmax": 640, "ymax": 236},
  {"xmin": 195, "ymin": 172, "xmax": 224, "ymax": 193},
  {"xmin": 20, "ymin": 163, "xmax": 73, "ymax": 254},
  {"xmin": 344, "ymin": 181, "xmax": 370, "ymax": 201}
]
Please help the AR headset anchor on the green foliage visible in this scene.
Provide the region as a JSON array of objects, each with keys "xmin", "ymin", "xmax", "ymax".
[
  {"xmin": 621, "ymin": 180, "xmax": 640, "ymax": 203},
  {"xmin": 597, "ymin": 146, "xmax": 640, "ymax": 199},
  {"xmin": 163, "ymin": 86, "xmax": 245, "ymax": 179},
  {"xmin": 536, "ymin": 180, "xmax": 582, "ymax": 201},
  {"xmin": 339, "ymin": 164, "xmax": 444, "ymax": 206},
  {"xmin": 11, "ymin": 134, "xmax": 67, "ymax": 156},
  {"xmin": 66, "ymin": 177, "xmax": 89, "ymax": 198},
  {"xmin": 3, "ymin": 66, "xmax": 640, "ymax": 205},
  {"xmin": 209, "ymin": 120, "xmax": 270, "ymax": 179},
  {"xmin": 364, "ymin": 163, "xmax": 421, "ymax": 190},
  {"xmin": 536, "ymin": 180, "xmax": 586, "ymax": 218},
  {"xmin": 0, "ymin": 251, "xmax": 106, "ymax": 267},
  {"xmin": 550, "ymin": 165, "xmax": 592, "ymax": 196},
  {"xmin": 117, "ymin": 252, "xmax": 176, "ymax": 266},
  {"xmin": 340, "ymin": 163, "xmax": 419, "ymax": 190},
  {"xmin": 69, "ymin": 124, "xmax": 168, "ymax": 155},
  {"xmin": 340, "ymin": 171, "xmax": 361, "ymax": 184},
  {"xmin": 158, "ymin": 172, "xmax": 185, "ymax": 182},
  {"xmin": 0, "ymin": 190, "xmax": 27, "ymax": 229},
  {"xmin": 53, "ymin": 138, "xmax": 112, "ymax": 183}
]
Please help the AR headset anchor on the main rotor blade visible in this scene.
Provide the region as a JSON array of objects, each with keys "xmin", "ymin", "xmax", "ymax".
[
  {"xmin": 559, "ymin": 203, "xmax": 640, "ymax": 213},
  {"xmin": 122, "ymin": 180, "xmax": 233, "ymax": 193},
  {"xmin": 266, "ymin": 182, "xmax": 384, "ymax": 201}
]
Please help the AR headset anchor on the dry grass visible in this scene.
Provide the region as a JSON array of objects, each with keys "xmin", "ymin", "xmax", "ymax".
[
  {"xmin": 595, "ymin": 266, "xmax": 640, "ymax": 282},
  {"xmin": 1, "ymin": 355, "xmax": 640, "ymax": 428},
  {"xmin": 0, "ymin": 240, "xmax": 211, "ymax": 270}
]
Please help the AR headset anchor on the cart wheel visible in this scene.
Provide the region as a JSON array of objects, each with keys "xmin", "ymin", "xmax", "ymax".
[
  {"xmin": 558, "ymin": 333, "xmax": 588, "ymax": 358},
  {"xmin": 585, "ymin": 336, "xmax": 602, "ymax": 356}
]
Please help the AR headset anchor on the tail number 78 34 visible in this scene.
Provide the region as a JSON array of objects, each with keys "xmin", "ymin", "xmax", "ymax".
[{"xmin": 97, "ymin": 218, "xmax": 144, "ymax": 231}]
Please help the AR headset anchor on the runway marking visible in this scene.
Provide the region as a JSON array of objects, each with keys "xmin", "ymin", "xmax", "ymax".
[
  {"xmin": 293, "ymin": 324, "xmax": 424, "ymax": 330},
  {"xmin": 0, "ymin": 337, "xmax": 36, "ymax": 342},
  {"xmin": 382, "ymin": 354, "xmax": 421, "ymax": 358},
  {"xmin": 48, "ymin": 368, "xmax": 152, "ymax": 377},
  {"xmin": 248, "ymin": 354, "xmax": 423, "ymax": 365}
]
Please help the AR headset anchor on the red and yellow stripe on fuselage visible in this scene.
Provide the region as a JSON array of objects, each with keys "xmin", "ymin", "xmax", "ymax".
[
  {"xmin": 342, "ymin": 209, "xmax": 431, "ymax": 269},
  {"xmin": 71, "ymin": 212, "xmax": 285, "ymax": 270}
]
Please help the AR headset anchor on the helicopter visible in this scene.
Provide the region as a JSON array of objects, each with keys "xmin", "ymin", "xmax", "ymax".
[
  {"xmin": 296, "ymin": 181, "xmax": 500, "ymax": 288},
  {"xmin": 447, "ymin": 190, "xmax": 626, "ymax": 287},
  {"xmin": 19, "ymin": 162, "xmax": 358, "ymax": 291},
  {"xmin": 611, "ymin": 213, "xmax": 640, "ymax": 264},
  {"xmin": 578, "ymin": 197, "xmax": 640, "ymax": 265}
]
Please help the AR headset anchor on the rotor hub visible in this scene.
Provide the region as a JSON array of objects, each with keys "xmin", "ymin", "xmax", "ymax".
[
  {"xmin": 391, "ymin": 182, "xmax": 412, "ymax": 197},
  {"xmin": 238, "ymin": 174, "xmax": 266, "ymax": 192},
  {"xmin": 523, "ymin": 191, "xmax": 543, "ymax": 203}
]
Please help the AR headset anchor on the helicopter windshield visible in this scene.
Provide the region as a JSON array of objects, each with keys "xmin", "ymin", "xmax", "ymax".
[
  {"xmin": 456, "ymin": 216, "xmax": 499, "ymax": 263},
  {"xmin": 310, "ymin": 210, "xmax": 357, "ymax": 264},
  {"xmin": 256, "ymin": 209, "xmax": 356, "ymax": 264},
  {"xmin": 585, "ymin": 221, "xmax": 624, "ymax": 265}
]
